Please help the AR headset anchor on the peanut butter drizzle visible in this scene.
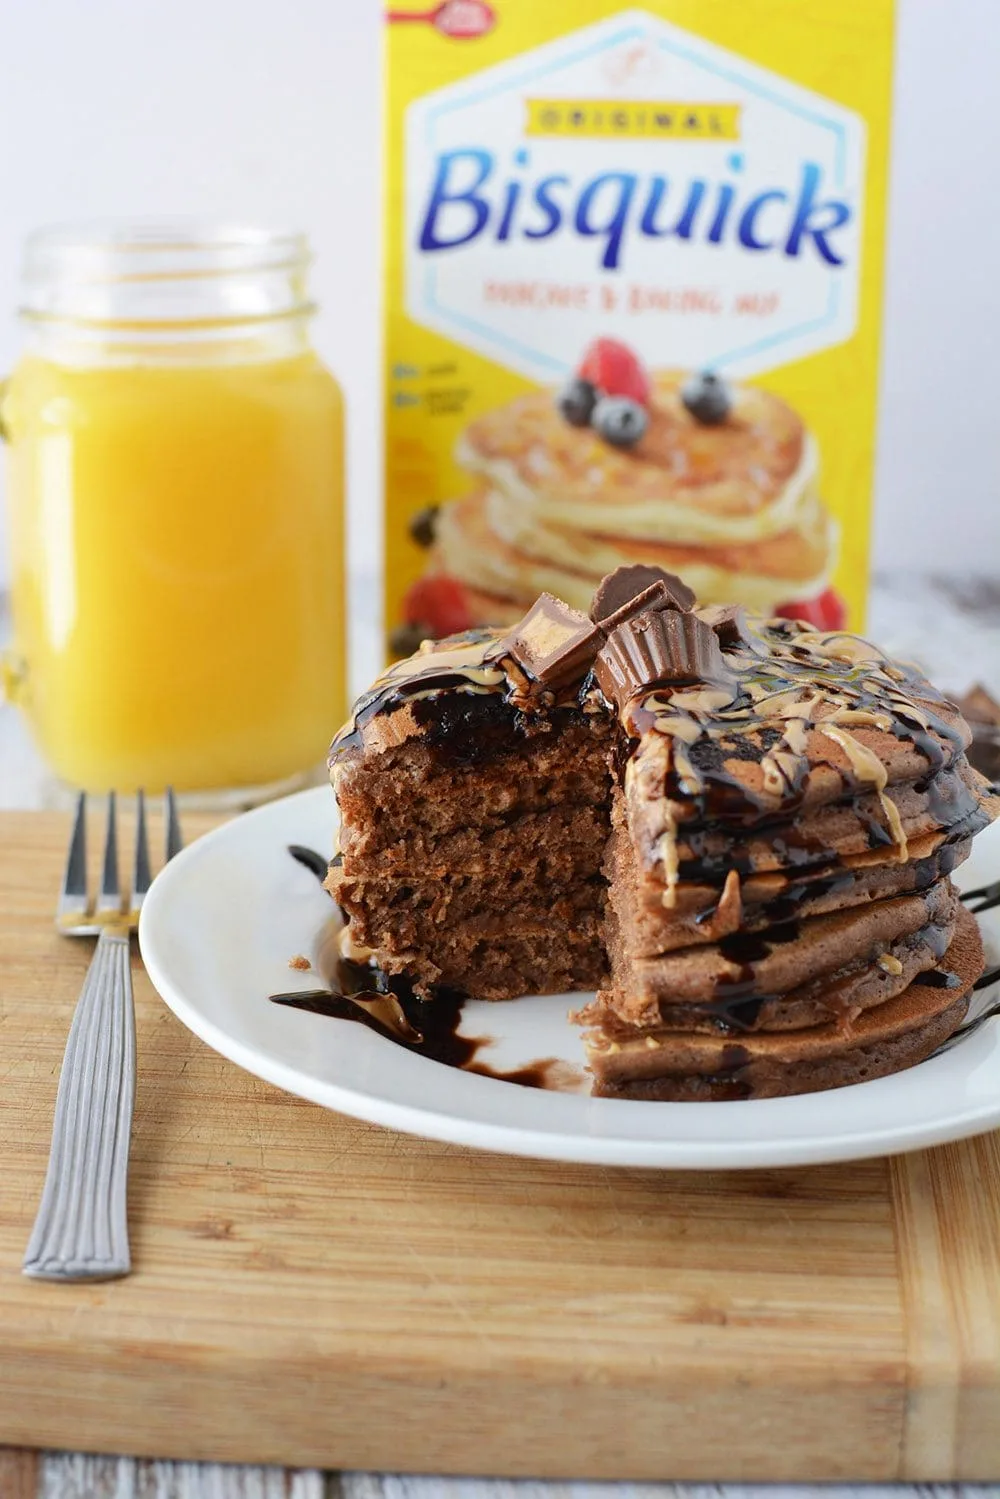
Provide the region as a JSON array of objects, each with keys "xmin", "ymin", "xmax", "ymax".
[
  {"xmin": 816, "ymin": 720, "xmax": 908, "ymax": 863},
  {"xmin": 329, "ymin": 629, "xmax": 511, "ymax": 759},
  {"xmin": 657, "ymin": 807, "xmax": 682, "ymax": 908},
  {"xmin": 620, "ymin": 614, "xmax": 965, "ymax": 891}
]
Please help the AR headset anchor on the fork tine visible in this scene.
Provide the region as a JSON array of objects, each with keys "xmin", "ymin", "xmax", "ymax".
[
  {"xmin": 131, "ymin": 789, "xmax": 152, "ymax": 911},
  {"xmin": 98, "ymin": 791, "xmax": 122, "ymax": 914},
  {"xmin": 164, "ymin": 786, "xmax": 183, "ymax": 862},
  {"xmin": 57, "ymin": 792, "xmax": 90, "ymax": 923}
]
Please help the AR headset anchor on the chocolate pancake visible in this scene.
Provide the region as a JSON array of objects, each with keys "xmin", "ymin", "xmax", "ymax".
[
  {"xmin": 604, "ymin": 819, "xmax": 973, "ymax": 957},
  {"xmin": 597, "ymin": 879, "xmax": 958, "ymax": 1023}
]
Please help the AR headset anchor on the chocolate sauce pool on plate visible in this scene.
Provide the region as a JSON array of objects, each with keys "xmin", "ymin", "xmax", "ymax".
[{"xmin": 274, "ymin": 846, "xmax": 578, "ymax": 1091}]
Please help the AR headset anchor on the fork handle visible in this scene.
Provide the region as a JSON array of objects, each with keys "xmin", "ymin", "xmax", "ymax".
[{"xmin": 23, "ymin": 928, "xmax": 136, "ymax": 1281}]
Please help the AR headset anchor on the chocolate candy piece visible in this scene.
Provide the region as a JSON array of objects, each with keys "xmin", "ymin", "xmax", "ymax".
[
  {"xmin": 487, "ymin": 592, "xmax": 601, "ymax": 692},
  {"xmin": 701, "ymin": 603, "xmax": 750, "ymax": 649},
  {"xmin": 595, "ymin": 608, "xmax": 733, "ymax": 707},
  {"xmin": 591, "ymin": 565, "xmax": 696, "ymax": 631},
  {"xmin": 956, "ymin": 684, "xmax": 1000, "ymax": 727}
]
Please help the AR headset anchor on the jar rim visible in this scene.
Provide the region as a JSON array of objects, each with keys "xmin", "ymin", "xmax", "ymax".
[{"xmin": 20, "ymin": 218, "xmax": 314, "ymax": 330}]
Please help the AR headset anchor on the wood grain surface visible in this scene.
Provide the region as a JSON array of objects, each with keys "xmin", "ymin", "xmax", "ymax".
[{"xmin": 1, "ymin": 810, "xmax": 999, "ymax": 1482}]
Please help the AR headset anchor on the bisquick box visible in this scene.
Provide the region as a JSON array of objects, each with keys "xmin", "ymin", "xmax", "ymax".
[{"xmin": 383, "ymin": 0, "xmax": 894, "ymax": 654}]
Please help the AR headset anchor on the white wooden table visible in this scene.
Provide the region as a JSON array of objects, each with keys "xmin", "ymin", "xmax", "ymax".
[{"xmin": 2, "ymin": 572, "xmax": 999, "ymax": 1499}]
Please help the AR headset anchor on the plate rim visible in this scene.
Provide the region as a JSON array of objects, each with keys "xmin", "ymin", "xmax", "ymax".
[{"xmin": 138, "ymin": 785, "xmax": 1000, "ymax": 1170}]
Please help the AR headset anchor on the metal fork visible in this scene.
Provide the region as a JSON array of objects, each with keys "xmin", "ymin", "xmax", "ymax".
[{"xmin": 22, "ymin": 789, "xmax": 183, "ymax": 1282}]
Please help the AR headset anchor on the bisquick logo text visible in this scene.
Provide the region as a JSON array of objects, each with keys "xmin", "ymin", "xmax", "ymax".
[{"xmin": 416, "ymin": 150, "xmax": 853, "ymax": 272}]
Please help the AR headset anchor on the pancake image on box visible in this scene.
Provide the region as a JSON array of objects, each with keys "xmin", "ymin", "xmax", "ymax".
[
  {"xmin": 330, "ymin": 564, "xmax": 999, "ymax": 1100},
  {"xmin": 397, "ymin": 345, "xmax": 846, "ymax": 655}
]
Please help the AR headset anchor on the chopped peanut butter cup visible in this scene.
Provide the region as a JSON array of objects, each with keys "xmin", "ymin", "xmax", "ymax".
[
  {"xmin": 590, "ymin": 564, "xmax": 696, "ymax": 632},
  {"xmin": 487, "ymin": 592, "xmax": 601, "ymax": 693},
  {"xmin": 595, "ymin": 609, "xmax": 733, "ymax": 708}
]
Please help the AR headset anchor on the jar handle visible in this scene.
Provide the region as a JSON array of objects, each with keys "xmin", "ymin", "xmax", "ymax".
[
  {"xmin": 0, "ymin": 379, "xmax": 24, "ymax": 703},
  {"xmin": 1, "ymin": 653, "xmax": 28, "ymax": 706}
]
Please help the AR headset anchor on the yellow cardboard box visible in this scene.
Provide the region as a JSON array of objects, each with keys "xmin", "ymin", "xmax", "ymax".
[{"xmin": 384, "ymin": 0, "xmax": 894, "ymax": 653}]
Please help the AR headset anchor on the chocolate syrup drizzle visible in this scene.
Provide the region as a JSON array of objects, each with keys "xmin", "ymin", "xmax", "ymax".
[
  {"xmin": 288, "ymin": 844, "xmax": 330, "ymax": 882},
  {"xmin": 328, "ymin": 630, "xmax": 512, "ymax": 761},
  {"xmin": 961, "ymin": 878, "xmax": 1000, "ymax": 915},
  {"xmin": 956, "ymin": 878, "xmax": 1000, "ymax": 992},
  {"xmin": 621, "ymin": 616, "xmax": 968, "ymax": 823},
  {"xmin": 913, "ymin": 970, "xmax": 962, "ymax": 990}
]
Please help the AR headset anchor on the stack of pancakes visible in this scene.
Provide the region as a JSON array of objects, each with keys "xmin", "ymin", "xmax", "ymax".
[
  {"xmin": 432, "ymin": 371, "xmax": 835, "ymax": 623},
  {"xmin": 581, "ymin": 591, "xmax": 994, "ymax": 1099},
  {"xmin": 330, "ymin": 565, "xmax": 997, "ymax": 1101}
]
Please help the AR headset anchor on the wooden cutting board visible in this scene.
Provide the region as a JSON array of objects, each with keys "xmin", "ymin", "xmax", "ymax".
[{"xmin": 1, "ymin": 809, "xmax": 999, "ymax": 1481}]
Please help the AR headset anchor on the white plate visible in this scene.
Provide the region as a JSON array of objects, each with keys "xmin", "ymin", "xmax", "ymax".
[{"xmin": 138, "ymin": 786, "xmax": 1000, "ymax": 1169}]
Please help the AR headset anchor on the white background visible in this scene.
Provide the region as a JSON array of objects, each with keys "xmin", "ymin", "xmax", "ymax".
[{"xmin": 0, "ymin": 0, "xmax": 998, "ymax": 590}]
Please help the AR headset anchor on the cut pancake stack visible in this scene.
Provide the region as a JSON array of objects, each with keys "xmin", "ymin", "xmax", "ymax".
[
  {"xmin": 329, "ymin": 565, "xmax": 999, "ymax": 1101},
  {"xmin": 580, "ymin": 585, "xmax": 994, "ymax": 1099}
]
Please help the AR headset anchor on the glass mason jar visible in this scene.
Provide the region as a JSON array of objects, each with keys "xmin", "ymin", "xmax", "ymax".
[{"xmin": 1, "ymin": 221, "xmax": 345, "ymax": 798}]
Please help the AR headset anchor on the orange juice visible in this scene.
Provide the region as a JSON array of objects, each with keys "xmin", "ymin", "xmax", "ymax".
[{"xmin": 1, "ymin": 224, "xmax": 346, "ymax": 795}]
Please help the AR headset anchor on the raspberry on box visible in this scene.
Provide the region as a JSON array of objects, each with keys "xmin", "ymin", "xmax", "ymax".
[
  {"xmin": 401, "ymin": 574, "xmax": 473, "ymax": 638},
  {"xmin": 578, "ymin": 338, "xmax": 651, "ymax": 407}
]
